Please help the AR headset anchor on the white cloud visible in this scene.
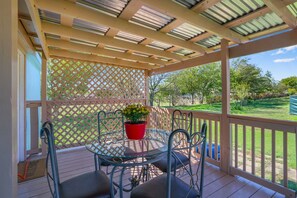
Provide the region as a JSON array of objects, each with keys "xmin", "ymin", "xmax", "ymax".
[
  {"xmin": 273, "ymin": 58, "xmax": 295, "ymax": 63},
  {"xmin": 272, "ymin": 45, "xmax": 297, "ymax": 55},
  {"xmin": 272, "ymin": 49, "xmax": 285, "ymax": 55},
  {"xmin": 284, "ymin": 45, "xmax": 297, "ymax": 51}
]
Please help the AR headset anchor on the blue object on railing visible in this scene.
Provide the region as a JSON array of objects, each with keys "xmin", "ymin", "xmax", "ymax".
[
  {"xmin": 196, "ymin": 143, "xmax": 221, "ymax": 160},
  {"xmin": 290, "ymin": 95, "xmax": 297, "ymax": 115}
]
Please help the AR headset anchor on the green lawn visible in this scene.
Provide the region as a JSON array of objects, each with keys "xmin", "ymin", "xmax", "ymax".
[{"xmin": 165, "ymin": 97, "xmax": 297, "ymax": 122}]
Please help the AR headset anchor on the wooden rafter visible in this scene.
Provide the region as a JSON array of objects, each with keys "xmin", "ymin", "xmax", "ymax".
[
  {"xmin": 119, "ymin": 0, "xmax": 143, "ymax": 20},
  {"xmin": 191, "ymin": 0, "xmax": 222, "ymax": 12},
  {"xmin": 36, "ymin": 0, "xmax": 209, "ymax": 54},
  {"xmin": 139, "ymin": 0, "xmax": 248, "ymax": 43},
  {"xmin": 263, "ymin": 0, "xmax": 297, "ymax": 29},
  {"xmin": 224, "ymin": 7, "xmax": 271, "ymax": 28},
  {"xmin": 100, "ymin": 0, "xmax": 143, "ymax": 50},
  {"xmin": 247, "ymin": 24, "xmax": 289, "ymax": 40},
  {"xmin": 159, "ymin": 0, "xmax": 221, "ymax": 38},
  {"xmin": 47, "ymin": 38, "xmax": 167, "ymax": 65},
  {"xmin": 25, "ymin": 0, "xmax": 49, "ymax": 59},
  {"xmin": 49, "ymin": 49, "xmax": 158, "ymax": 70},
  {"xmin": 190, "ymin": 6, "xmax": 271, "ymax": 43},
  {"xmin": 117, "ymin": 0, "xmax": 145, "ymax": 54},
  {"xmin": 42, "ymin": 22, "xmax": 185, "ymax": 61}
]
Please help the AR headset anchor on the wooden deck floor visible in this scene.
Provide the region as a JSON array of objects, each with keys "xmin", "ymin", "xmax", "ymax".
[{"xmin": 18, "ymin": 148, "xmax": 285, "ymax": 198}]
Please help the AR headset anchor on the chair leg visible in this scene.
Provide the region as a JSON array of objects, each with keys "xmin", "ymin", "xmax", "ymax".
[
  {"xmin": 94, "ymin": 154, "xmax": 98, "ymax": 171},
  {"xmin": 189, "ymin": 163, "xmax": 194, "ymax": 186}
]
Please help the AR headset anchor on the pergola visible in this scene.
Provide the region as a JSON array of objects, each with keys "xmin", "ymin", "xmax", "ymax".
[{"xmin": 1, "ymin": 0, "xmax": 297, "ymax": 197}]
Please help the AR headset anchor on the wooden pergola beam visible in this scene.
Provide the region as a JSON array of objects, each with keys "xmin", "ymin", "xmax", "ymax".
[
  {"xmin": 25, "ymin": 0, "xmax": 49, "ymax": 59},
  {"xmin": 263, "ymin": 0, "xmax": 297, "ymax": 29},
  {"xmin": 224, "ymin": 7, "xmax": 271, "ymax": 28},
  {"xmin": 47, "ymin": 38, "xmax": 167, "ymax": 65},
  {"xmin": 139, "ymin": 0, "xmax": 248, "ymax": 43},
  {"xmin": 158, "ymin": 0, "xmax": 220, "ymax": 51},
  {"xmin": 191, "ymin": 0, "xmax": 221, "ymax": 12},
  {"xmin": 36, "ymin": 0, "xmax": 209, "ymax": 54},
  {"xmin": 190, "ymin": 6, "xmax": 271, "ymax": 43},
  {"xmin": 119, "ymin": 0, "xmax": 143, "ymax": 19},
  {"xmin": 247, "ymin": 24, "xmax": 289, "ymax": 40},
  {"xmin": 49, "ymin": 49, "xmax": 158, "ymax": 70},
  {"xmin": 152, "ymin": 28, "xmax": 297, "ymax": 75},
  {"xmin": 42, "ymin": 22, "xmax": 185, "ymax": 61}
]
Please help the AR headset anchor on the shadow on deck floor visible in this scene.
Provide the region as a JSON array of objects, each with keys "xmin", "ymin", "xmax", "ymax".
[{"xmin": 18, "ymin": 148, "xmax": 285, "ymax": 198}]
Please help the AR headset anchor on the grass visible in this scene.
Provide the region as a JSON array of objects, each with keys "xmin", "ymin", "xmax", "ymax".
[
  {"xmin": 165, "ymin": 97, "xmax": 297, "ymax": 122},
  {"xmin": 162, "ymin": 97, "xmax": 297, "ymax": 189}
]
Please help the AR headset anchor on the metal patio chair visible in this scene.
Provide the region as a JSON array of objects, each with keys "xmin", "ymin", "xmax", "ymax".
[
  {"xmin": 95, "ymin": 110, "xmax": 136, "ymax": 172},
  {"xmin": 152, "ymin": 110, "xmax": 193, "ymax": 174},
  {"xmin": 95, "ymin": 110, "xmax": 125, "ymax": 169},
  {"xmin": 131, "ymin": 123, "xmax": 207, "ymax": 198},
  {"xmin": 41, "ymin": 121, "xmax": 115, "ymax": 198}
]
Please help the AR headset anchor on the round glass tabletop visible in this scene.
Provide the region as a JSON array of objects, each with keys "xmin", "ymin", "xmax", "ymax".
[{"xmin": 86, "ymin": 129, "xmax": 169, "ymax": 163}]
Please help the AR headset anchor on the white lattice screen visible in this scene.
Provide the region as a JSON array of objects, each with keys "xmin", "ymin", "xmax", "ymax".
[{"xmin": 46, "ymin": 58, "xmax": 146, "ymax": 149}]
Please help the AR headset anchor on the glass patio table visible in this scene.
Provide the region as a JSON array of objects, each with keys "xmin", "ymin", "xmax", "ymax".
[{"xmin": 85, "ymin": 128, "xmax": 169, "ymax": 198}]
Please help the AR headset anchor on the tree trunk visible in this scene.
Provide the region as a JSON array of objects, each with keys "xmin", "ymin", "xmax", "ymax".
[
  {"xmin": 149, "ymin": 93, "xmax": 154, "ymax": 106},
  {"xmin": 191, "ymin": 94, "xmax": 194, "ymax": 104},
  {"xmin": 200, "ymin": 96, "xmax": 204, "ymax": 104}
]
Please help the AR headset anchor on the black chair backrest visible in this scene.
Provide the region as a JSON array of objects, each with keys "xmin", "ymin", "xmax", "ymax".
[
  {"xmin": 195, "ymin": 122, "xmax": 207, "ymax": 197},
  {"xmin": 171, "ymin": 110, "xmax": 193, "ymax": 134},
  {"xmin": 166, "ymin": 129, "xmax": 190, "ymax": 198},
  {"xmin": 166, "ymin": 122, "xmax": 207, "ymax": 198},
  {"xmin": 40, "ymin": 121, "xmax": 60, "ymax": 197},
  {"xmin": 97, "ymin": 110, "xmax": 125, "ymax": 141}
]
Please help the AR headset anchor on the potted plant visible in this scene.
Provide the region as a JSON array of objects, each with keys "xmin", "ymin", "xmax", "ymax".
[{"xmin": 122, "ymin": 104, "xmax": 150, "ymax": 140}]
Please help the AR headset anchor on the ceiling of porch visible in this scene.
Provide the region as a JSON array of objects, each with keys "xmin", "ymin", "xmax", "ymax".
[{"xmin": 19, "ymin": 0, "xmax": 297, "ymax": 71}]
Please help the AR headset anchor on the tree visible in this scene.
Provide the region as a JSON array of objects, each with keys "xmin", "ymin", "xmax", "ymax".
[
  {"xmin": 175, "ymin": 67, "xmax": 199, "ymax": 104},
  {"xmin": 234, "ymin": 83, "xmax": 250, "ymax": 106},
  {"xmin": 280, "ymin": 76, "xmax": 297, "ymax": 95},
  {"xmin": 195, "ymin": 62, "xmax": 221, "ymax": 104},
  {"xmin": 149, "ymin": 73, "xmax": 170, "ymax": 106},
  {"xmin": 159, "ymin": 73, "xmax": 181, "ymax": 106},
  {"xmin": 230, "ymin": 58, "xmax": 275, "ymax": 99}
]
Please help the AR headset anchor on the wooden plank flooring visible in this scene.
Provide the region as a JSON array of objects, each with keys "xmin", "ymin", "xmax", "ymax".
[{"xmin": 18, "ymin": 148, "xmax": 284, "ymax": 198}]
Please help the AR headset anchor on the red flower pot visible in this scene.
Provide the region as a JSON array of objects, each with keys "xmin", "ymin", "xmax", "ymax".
[{"xmin": 125, "ymin": 121, "xmax": 146, "ymax": 140}]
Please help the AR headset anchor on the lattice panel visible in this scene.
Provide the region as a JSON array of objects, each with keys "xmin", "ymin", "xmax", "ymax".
[
  {"xmin": 46, "ymin": 58, "xmax": 146, "ymax": 149},
  {"xmin": 47, "ymin": 58, "xmax": 145, "ymax": 100}
]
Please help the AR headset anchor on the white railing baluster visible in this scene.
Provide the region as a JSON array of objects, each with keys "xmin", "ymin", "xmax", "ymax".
[
  {"xmin": 209, "ymin": 120, "xmax": 212, "ymax": 160},
  {"xmin": 235, "ymin": 124, "xmax": 238, "ymax": 168},
  {"xmin": 243, "ymin": 125, "xmax": 246, "ymax": 171},
  {"xmin": 272, "ymin": 129, "xmax": 276, "ymax": 183},
  {"xmin": 252, "ymin": 126, "xmax": 255, "ymax": 175},
  {"xmin": 261, "ymin": 128, "xmax": 265, "ymax": 179},
  {"xmin": 215, "ymin": 120, "xmax": 218, "ymax": 161},
  {"xmin": 283, "ymin": 131, "xmax": 288, "ymax": 187}
]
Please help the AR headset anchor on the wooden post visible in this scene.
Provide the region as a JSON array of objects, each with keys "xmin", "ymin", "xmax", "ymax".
[
  {"xmin": 41, "ymin": 53, "xmax": 47, "ymax": 155},
  {"xmin": 220, "ymin": 39, "xmax": 231, "ymax": 173},
  {"xmin": 0, "ymin": 0, "xmax": 18, "ymax": 196},
  {"xmin": 145, "ymin": 70, "xmax": 150, "ymax": 106},
  {"xmin": 145, "ymin": 70, "xmax": 150, "ymax": 126}
]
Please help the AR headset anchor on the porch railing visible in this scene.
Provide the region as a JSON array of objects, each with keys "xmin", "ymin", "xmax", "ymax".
[
  {"xmin": 229, "ymin": 115, "xmax": 297, "ymax": 197},
  {"xmin": 148, "ymin": 107, "xmax": 297, "ymax": 197},
  {"xmin": 148, "ymin": 107, "xmax": 221, "ymax": 167},
  {"xmin": 26, "ymin": 100, "xmax": 42, "ymax": 154}
]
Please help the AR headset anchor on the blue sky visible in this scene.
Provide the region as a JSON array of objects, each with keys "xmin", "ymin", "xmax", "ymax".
[{"xmin": 235, "ymin": 44, "xmax": 297, "ymax": 81}]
